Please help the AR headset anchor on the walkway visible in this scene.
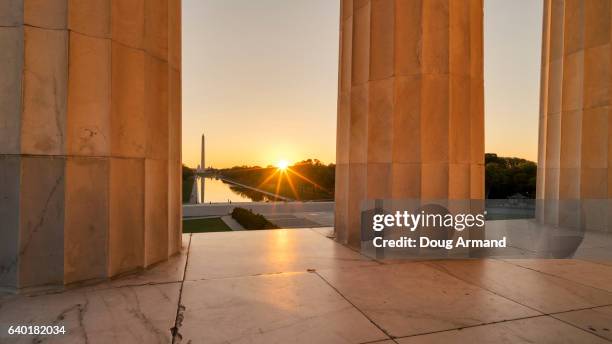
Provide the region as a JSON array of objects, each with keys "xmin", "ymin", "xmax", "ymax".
[
  {"xmin": 183, "ymin": 200, "xmax": 333, "ymax": 217},
  {"xmin": 220, "ymin": 215, "xmax": 244, "ymax": 231},
  {"xmin": 2, "ymin": 228, "xmax": 612, "ymax": 343}
]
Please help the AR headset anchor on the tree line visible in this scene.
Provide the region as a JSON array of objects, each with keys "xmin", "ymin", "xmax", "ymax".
[
  {"xmin": 183, "ymin": 153, "xmax": 537, "ymax": 201},
  {"xmin": 218, "ymin": 159, "xmax": 335, "ymax": 201}
]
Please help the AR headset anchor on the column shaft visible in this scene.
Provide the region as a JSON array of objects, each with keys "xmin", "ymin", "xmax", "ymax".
[
  {"xmin": 538, "ymin": 0, "xmax": 611, "ymax": 231},
  {"xmin": 0, "ymin": 0, "xmax": 182, "ymax": 289},
  {"xmin": 335, "ymin": 0, "xmax": 484, "ymax": 248}
]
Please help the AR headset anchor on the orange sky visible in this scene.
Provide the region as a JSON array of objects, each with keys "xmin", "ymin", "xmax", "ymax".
[{"xmin": 182, "ymin": 0, "xmax": 542, "ymax": 169}]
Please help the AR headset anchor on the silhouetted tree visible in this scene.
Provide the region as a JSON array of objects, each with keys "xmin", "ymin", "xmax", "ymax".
[{"xmin": 485, "ymin": 153, "xmax": 536, "ymax": 199}]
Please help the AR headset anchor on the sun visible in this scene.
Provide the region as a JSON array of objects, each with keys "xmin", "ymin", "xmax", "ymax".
[{"xmin": 276, "ymin": 160, "xmax": 289, "ymax": 170}]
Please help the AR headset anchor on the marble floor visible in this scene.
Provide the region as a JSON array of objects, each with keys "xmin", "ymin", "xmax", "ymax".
[{"xmin": 2, "ymin": 228, "xmax": 612, "ymax": 343}]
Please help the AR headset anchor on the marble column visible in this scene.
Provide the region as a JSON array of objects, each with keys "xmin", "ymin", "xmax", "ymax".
[
  {"xmin": 0, "ymin": 0, "xmax": 182, "ymax": 290},
  {"xmin": 335, "ymin": 0, "xmax": 485, "ymax": 247},
  {"xmin": 537, "ymin": 0, "xmax": 611, "ymax": 231}
]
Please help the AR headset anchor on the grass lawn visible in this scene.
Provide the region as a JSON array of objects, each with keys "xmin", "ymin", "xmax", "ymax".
[{"xmin": 183, "ymin": 217, "xmax": 232, "ymax": 233}]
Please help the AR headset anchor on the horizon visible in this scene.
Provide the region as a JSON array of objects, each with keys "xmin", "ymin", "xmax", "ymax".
[
  {"xmin": 186, "ymin": 152, "xmax": 537, "ymax": 170},
  {"xmin": 182, "ymin": 0, "xmax": 542, "ymax": 169}
]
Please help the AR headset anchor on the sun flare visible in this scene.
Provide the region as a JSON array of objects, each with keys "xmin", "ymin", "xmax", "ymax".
[{"xmin": 276, "ymin": 160, "xmax": 289, "ymax": 170}]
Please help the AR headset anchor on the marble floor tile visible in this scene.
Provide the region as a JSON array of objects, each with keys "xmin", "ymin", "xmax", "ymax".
[
  {"xmin": 310, "ymin": 226, "xmax": 335, "ymax": 238},
  {"xmin": 0, "ymin": 283, "xmax": 180, "ymax": 344},
  {"xmin": 185, "ymin": 229, "xmax": 377, "ymax": 280},
  {"xmin": 480, "ymin": 219, "xmax": 547, "ymax": 255},
  {"xmin": 553, "ymin": 305, "xmax": 612, "ymax": 341},
  {"xmin": 575, "ymin": 231, "xmax": 612, "ymax": 250},
  {"xmin": 429, "ymin": 259, "xmax": 612, "ymax": 313},
  {"xmin": 395, "ymin": 316, "xmax": 608, "ymax": 344},
  {"xmin": 98, "ymin": 234, "xmax": 190, "ymax": 289},
  {"xmin": 579, "ymin": 254, "xmax": 612, "ymax": 267},
  {"xmin": 504, "ymin": 259, "xmax": 612, "ymax": 292},
  {"xmin": 4, "ymin": 228, "xmax": 612, "ymax": 344},
  {"xmin": 177, "ymin": 272, "xmax": 388, "ymax": 344},
  {"xmin": 104, "ymin": 249, "xmax": 187, "ymax": 289},
  {"xmin": 317, "ymin": 263, "xmax": 539, "ymax": 338},
  {"xmin": 264, "ymin": 214, "xmax": 322, "ymax": 228},
  {"xmin": 573, "ymin": 231, "xmax": 612, "ymax": 262}
]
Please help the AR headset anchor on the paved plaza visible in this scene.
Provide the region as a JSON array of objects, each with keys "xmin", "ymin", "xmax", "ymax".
[{"xmin": 2, "ymin": 228, "xmax": 612, "ymax": 343}]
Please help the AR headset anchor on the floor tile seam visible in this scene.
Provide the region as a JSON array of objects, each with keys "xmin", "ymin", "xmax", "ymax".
[
  {"xmin": 432, "ymin": 262, "xmax": 612, "ymax": 342},
  {"xmin": 430, "ymin": 260, "xmax": 612, "ymax": 313},
  {"xmin": 499, "ymin": 260, "xmax": 612, "ymax": 294},
  {"xmin": 548, "ymin": 313, "xmax": 612, "ymax": 343},
  {"xmin": 422, "ymin": 261, "xmax": 548, "ymax": 316},
  {"xmin": 577, "ymin": 259, "xmax": 612, "ymax": 268},
  {"xmin": 390, "ymin": 314, "xmax": 565, "ymax": 341},
  {"xmin": 1, "ymin": 277, "xmax": 185, "ymax": 300},
  {"xmin": 358, "ymin": 339, "xmax": 400, "ymax": 344},
  {"xmin": 87, "ymin": 280, "xmax": 182, "ymax": 292},
  {"xmin": 425, "ymin": 261, "xmax": 612, "ymax": 342},
  {"xmin": 183, "ymin": 262, "xmax": 396, "ymax": 283},
  {"xmin": 549, "ymin": 303, "xmax": 612, "ymax": 316},
  {"xmin": 313, "ymin": 271, "xmax": 395, "ymax": 341},
  {"xmin": 171, "ymin": 233, "xmax": 193, "ymax": 344},
  {"xmin": 306, "ymin": 228, "xmax": 385, "ymax": 265},
  {"xmin": 183, "ymin": 270, "xmax": 308, "ymax": 283}
]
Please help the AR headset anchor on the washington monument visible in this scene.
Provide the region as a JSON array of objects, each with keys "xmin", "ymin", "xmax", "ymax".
[{"xmin": 201, "ymin": 134, "xmax": 205, "ymax": 172}]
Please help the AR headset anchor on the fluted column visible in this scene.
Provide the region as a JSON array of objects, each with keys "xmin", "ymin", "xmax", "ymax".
[
  {"xmin": 0, "ymin": 0, "xmax": 182, "ymax": 289},
  {"xmin": 335, "ymin": 0, "xmax": 484, "ymax": 248},
  {"xmin": 538, "ymin": 0, "xmax": 611, "ymax": 231}
]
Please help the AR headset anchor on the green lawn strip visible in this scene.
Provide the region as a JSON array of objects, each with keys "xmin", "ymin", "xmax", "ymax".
[{"xmin": 183, "ymin": 217, "xmax": 231, "ymax": 233}]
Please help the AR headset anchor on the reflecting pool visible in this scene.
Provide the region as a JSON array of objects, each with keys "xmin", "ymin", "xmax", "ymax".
[{"xmin": 195, "ymin": 177, "xmax": 278, "ymax": 203}]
